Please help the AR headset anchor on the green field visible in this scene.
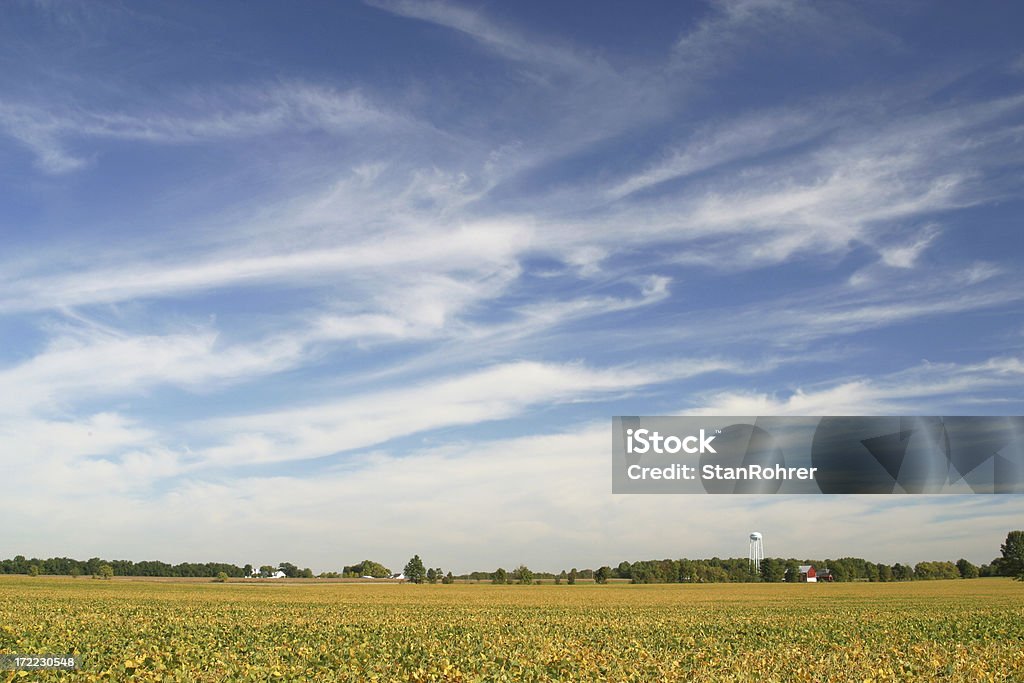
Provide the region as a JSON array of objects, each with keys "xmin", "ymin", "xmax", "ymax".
[{"xmin": 1, "ymin": 577, "xmax": 1022, "ymax": 681}]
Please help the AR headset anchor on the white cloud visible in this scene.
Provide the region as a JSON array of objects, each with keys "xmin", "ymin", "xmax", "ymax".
[
  {"xmin": 364, "ymin": 0, "xmax": 609, "ymax": 78},
  {"xmin": 671, "ymin": 0, "xmax": 900, "ymax": 75},
  {"xmin": 878, "ymin": 224, "xmax": 941, "ymax": 268},
  {"xmin": 0, "ymin": 83, "xmax": 401, "ymax": 174},
  {"xmin": 689, "ymin": 356, "xmax": 1024, "ymax": 415},
  {"xmin": 0, "ymin": 220, "xmax": 531, "ymax": 312},
  {"xmin": 0, "ymin": 325, "xmax": 309, "ymax": 417},
  {"xmin": 198, "ymin": 357, "xmax": 740, "ymax": 466},
  {"xmin": 607, "ymin": 107, "xmax": 826, "ymax": 200}
]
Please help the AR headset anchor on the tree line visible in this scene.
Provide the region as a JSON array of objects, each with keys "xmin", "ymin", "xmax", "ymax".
[
  {"xmin": 0, "ymin": 556, "xmax": 250, "ymax": 578},
  {"xmin": 4, "ymin": 531, "xmax": 1022, "ymax": 582}
]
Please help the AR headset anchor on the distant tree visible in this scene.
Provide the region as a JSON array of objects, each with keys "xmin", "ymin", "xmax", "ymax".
[
  {"xmin": 492, "ymin": 568, "xmax": 508, "ymax": 584},
  {"xmin": 877, "ymin": 563, "xmax": 893, "ymax": 582},
  {"xmin": 616, "ymin": 561, "xmax": 632, "ymax": 580},
  {"xmin": 594, "ymin": 566, "xmax": 611, "ymax": 584},
  {"xmin": 97, "ymin": 564, "xmax": 114, "ymax": 580},
  {"xmin": 1000, "ymin": 530, "xmax": 1024, "ymax": 577},
  {"xmin": 891, "ymin": 563, "xmax": 913, "ymax": 581},
  {"xmin": 426, "ymin": 568, "xmax": 438, "ymax": 584},
  {"xmin": 300, "ymin": 568, "xmax": 314, "ymax": 578},
  {"xmin": 344, "ymin": 560, "xmax": 392, "ymax": 578},
  {"xmin": 913, "ymin": 561, "xmax": 959, "ymax": 580},
  {"xmin": 404, "ymin": 555, "xmax": 426, "ymax": 584},
  {"xmin": 259, "ymin": 565, "xmax": 276, "ymax": 578},
  {"xmin": 442, "ymin": 572, "xmax": 455, "ymax": 584},
  {"xmin": 568, "ymin": 568, "xmax": 578, "ymax": 585},
  {"xmin": 784, "ymin": 562, "xmax": 800, "ymax": 583},
  {"xmin": 214, "ymin": 572, "xmax": 228, "ymax": 583},
  {"xmin": 278, "ymin": 562, "xmax": 300, "ymax": 578},
  {"xmin": 244, "ymin": 564, "xmax": 253, "ymax": 577},
  {"xmin": 28, "ymin": 565, "xmax": 39, "ymax": 577},
  {"xmin": 956, "ymin": 558, "xmax": 979, "ymax": 579},
  {"xmin": 513, "ymin": 565, "xmax": 533, "ymax": 585},
  {"xmin": 760, "ymin": 558, "xmax": 785, "ymax": 582},
  {"xmin": 70, "ymin": 566, "xmax": 81, "ymax": 579}
]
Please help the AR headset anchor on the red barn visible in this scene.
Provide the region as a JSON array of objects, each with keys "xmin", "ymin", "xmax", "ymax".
[{"xmin": 798, "ymin": 565, "xmax": 817, "ymax": 582}]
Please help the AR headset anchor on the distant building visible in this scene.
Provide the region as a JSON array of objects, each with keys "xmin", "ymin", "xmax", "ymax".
[{"xmin": 798, "ymin": 565, "xmax": 817, "ymax": 583}]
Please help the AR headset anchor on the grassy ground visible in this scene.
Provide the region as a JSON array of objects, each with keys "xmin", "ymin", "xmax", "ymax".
[{"xmin": 1, "ymin": 576, "xmax": 1022, "ymax": 681}]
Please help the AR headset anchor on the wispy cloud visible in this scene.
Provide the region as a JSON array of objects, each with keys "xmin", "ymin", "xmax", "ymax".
[
  {"xmin": 365, "ymin": 0, "xmax": 609, "ymax": 79},
  {"xmin": 0, "ymin": 83, "xmax": 400, "ymax": 173},
  {"xmin": 198, "ymin": 357, "xmax": 741, "ymax": 466},
  {"xmin": 689, "ymin": 356, "xmax": 1024, "ymax": 415},
  {"xmin": 0, "ymin": 325, "xmax": 309, "ymax": 417}
]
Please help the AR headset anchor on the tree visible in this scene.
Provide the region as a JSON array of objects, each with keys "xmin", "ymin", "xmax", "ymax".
[
  {"xmin": 760, "ymin": 558, "xmax": 785, "ymax": 582},
  {"xmin": 568, "ymin": 568, "xmax": 578, "ymax": 585},
  {"xmin": 426, "ymin": 568, "xmax": 438, "ymax": 584},
  {"xmin": 492, "ymin": 568, "xmax": 508, "ymax": 584},
  {"xmin": 97, "ymin": 564, "xmax": 114, "ymax": 580},
  {"xmin": 244, "ymin": 564, "xmax": 253, "ymax": 577},
  {"xmin": 1000, "ymin": 530, "xmax": 1024, "ymax": 577},
  {"xmin": 259, "ymin": 565, "xmax": 276, "ymax": 578},
  {"xmin": 513, "ymin": 565, "xmax": 533, "ymax": 585},
  {"xmin": 28, "ymin": 565, "xmax": 39, "ymax": 577},
  {"xmin": 442, "ymin": 571, "xmax": 454, "ymax": 584},
  {"xmin": 214, "ymin": 572, "xmax": 228, "ymax": 583},
  {"xmin": 70, "ymin": 566, "xmax": 81, "ymax": 579},
  {"xmin": 278, "ymin": 562, "xmax": 300, "ymax": 578},
  {"xmin": 344, "ymin": 560, "xmax": 392, "ymax": 578},
  {"xmin": 404, "ymin": 555, "xmax": 426, "ymax": 584},
  {"xmin": 956, "ymin": 558, "xmax": 979, "ymax": 579},
  {"xmin": 594, "ymin": 566, "xmax": 611, "ymax": 584},
  {"xmin": 892, "ymin": 563, "xmax": 913, "ymax": 581}
]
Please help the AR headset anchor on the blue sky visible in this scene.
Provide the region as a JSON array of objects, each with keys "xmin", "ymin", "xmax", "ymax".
[{"xmin": 2, "ymin": 0, "xmax": 1023, "ymax": 573}]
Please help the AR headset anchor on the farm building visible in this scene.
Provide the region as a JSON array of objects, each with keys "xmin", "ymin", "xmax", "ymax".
[{"xmin": 798, "ymin": 565, "xmax": 817, "ymax": 582}]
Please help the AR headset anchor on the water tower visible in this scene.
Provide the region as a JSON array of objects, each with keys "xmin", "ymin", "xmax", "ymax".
[{"xmin": 749, "ymin": 532, "xmax": 764, "ymax": 571}]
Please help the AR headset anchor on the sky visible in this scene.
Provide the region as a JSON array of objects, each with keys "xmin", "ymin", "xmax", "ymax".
[{"xmin": 1, "ymin": 0, "xmax": 1023, "ymax": 574}]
